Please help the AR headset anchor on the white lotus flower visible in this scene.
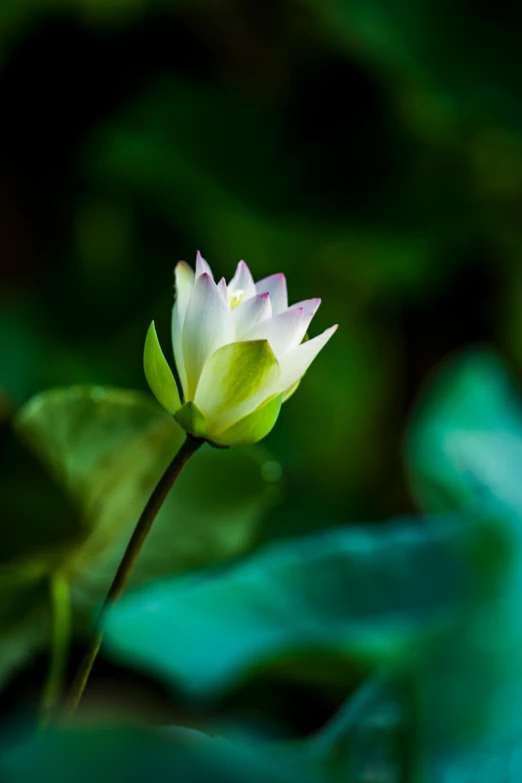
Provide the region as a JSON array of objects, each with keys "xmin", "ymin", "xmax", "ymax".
[{"xmin": 144, "ymin": 252, "xmax": 337, "ymax": 446}]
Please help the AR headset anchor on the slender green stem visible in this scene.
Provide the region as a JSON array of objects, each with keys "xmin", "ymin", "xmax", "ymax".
[
  {"xmin": 64, "ymin": 434, "xmax": 204, "ymax": 717},
  {"xmin": 41, "ymin": 571, "xmax": 71, "ymax": 723}
]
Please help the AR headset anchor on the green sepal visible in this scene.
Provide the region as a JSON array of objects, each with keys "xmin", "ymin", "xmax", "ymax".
[
  {"xmin": 174, "ymin": 401, "xmax": 210, "ymax": 439},
  {"xmin": 143, "ymin": 322, "xmax": 181, "ymax": 415},
  {"xmin": 211, "ymin": 394, "xmax": 283, "ymax": 447}
]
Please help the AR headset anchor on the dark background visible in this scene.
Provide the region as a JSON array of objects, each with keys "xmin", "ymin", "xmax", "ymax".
[{"xmin": 1, "ymin": 0, "xmax": 521, "ymax": 735}]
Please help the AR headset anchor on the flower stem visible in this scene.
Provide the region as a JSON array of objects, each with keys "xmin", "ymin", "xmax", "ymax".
[
  {"xmin": 64, "ymin": 434, "xmax": 204, "ymax": 717},
  {"xmin": 41, "ymin": 571, "xmax": 71, "ymax": 723}
]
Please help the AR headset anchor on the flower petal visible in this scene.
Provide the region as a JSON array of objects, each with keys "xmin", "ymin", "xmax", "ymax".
[
  {"xmin": 195, "ymin": 250, "xmax": 214, "ymax": 280},
  {"xmin": 255, "ymin": 273, "xmax": 288, "ymax": 314},
  {"xmin": 231, "ymin": 292, "xmax": 272, "ymax": 339},
  {"xmin": 175, "ymin": 261, "xmax": 196, "ymax": 315},
  {"xmin": 144, "ymin": 321, "xmax": 181, "ymax": 414},
  {"xmin": 211, "ymin": 393, "xmax": 283, "ymax": 447},
  {"xmin": 229, "ymin": 260, "xmax": 256, "ymax": 300},
  {"xmin": 182, "ymin": 273, "xmax": 232, "ymax": 400},
  {"xmin": 195, "ymin": 339, "xmax": 280, "ymax": 432},
  {"xmin": 246, "ymin": 306, "xmax": 306, "ymax": 359},
  {"xmin": 217, "ymin": 276, "xmax": 229, "ymax": 304},
  {"xmin": 287, "ymin": 299, "xmax": 321, "ymax": 348},
  {"xmin": 291, "ymin": 298, "xmax": 321, "ymax": 318},
  {"xmin": 278, "ymin": 325, "xmax": 338, "ymax": 393},
  {"xmin": 171, "ymin": 262, "xmax": 195, "ymax": 399}
]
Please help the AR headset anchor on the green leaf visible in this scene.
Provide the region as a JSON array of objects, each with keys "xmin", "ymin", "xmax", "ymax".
[
  {"xmin": 0, "ymin": 418, "xmax": 82, "ymax": 688},
  {"xmin": 103, "ymin": 517, "xmax": 476, "ymax": 701},
  {"xmin": 0, "ymin": 725, "xmax": 317, "ymax": 783},
  {"xmin": 212, "ymin": 394, "xmax": 283, "ymax": 447},
  {"xmin": 311, "ymin": 676, "xmax": 409, "ymax": 783},
  {"xmin": 174, "ymin": 401, "xmax": 210, "ymax": 439},
  {"xmin": 421, "ymin": 740, "xmax": 522, "ymax": 783},
  {"xmin": 143, "ymin": 321, "xmax": 181, "ymax": 415},
  {"xmin": 0, "ymin": 593, "xmax": 49, "ymax": 691},
  {"xmin": 406, "ymin": 350, "xmax": 522, "ymax": 528},
  {"xmin": 14, "ymin": 386, "xmax": 281, "ymax": 612},
  {"xmin": 404, "ymin": 350, "xmax": 522, "ymax": 764},
  {"xmin": 0, "ymin": 420, "xmax": 83, "ymax": 569}
]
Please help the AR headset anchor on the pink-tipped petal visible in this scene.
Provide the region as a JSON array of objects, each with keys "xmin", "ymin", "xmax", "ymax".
[
  {"xmin": 217, "ymin": 276, "xmax": 229, "ymax": 305},
  {"xmin": 195, "ymin": 250, "xmax": 214, "ymax": 280},
  {"xmin": 232, "ymin": 291, "xmax": 272, "ymax": 339},
  {"xmin": 255, "ymin": 273, "xmax": 288, "ymax": 314},
  {"xmin": 246, "ymin": 306, "xmax": 306, "ymax": 359},
  {"xmin": 286, "ymin": 299, "xmax": 321, "ymax": 347},
  {"xmin": 229, "ymin": 260, "xmax": 256, "ymax": 300},
  {"xmin": 278, "ymin": 324, "xmax": 338, "ymax": 393},
  {"xmin": 182, "ymin": 273, "xmax": 232, "ymax": 400},
  {"xmin": 290, "ymin": 297, "xmax": 321, "ymax": 317}
]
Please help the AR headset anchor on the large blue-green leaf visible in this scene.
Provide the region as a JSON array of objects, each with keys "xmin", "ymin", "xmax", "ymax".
[
  {"xmin": 423, "ymin": 742, "xmax": 522, "ymax": 783},
  {"xmin": 14, "ymin": 386, "xmax": 280, "ymax": 607},
  {"xmin": 0, "ymin": 419, "xmax": 82, "ymax": 570},
  {"xmin": 406, "ymin": 350, "xmax": 522, "ymax": 527},
  {"xmin": 0, "ymin": 386, "xmax": 280, "ymax": 689},
  {"xmin": 0, "ymin": 724, "xmax": 317, "ymax": 783},
  {"xmin": 102, "ymin": 517, "xmax": 479, "ymax": 701},
  {"xmin": 313, "ymin": 675, "xmax": 522, "ymax": 783},
  {"xmin": 405, "ymin": 350, "xmax": 522, "ymax": 776},
  {"xmin": 311, "ymin": 676, "xmax": 409, "ymax": 783},
  {"xmin": 0, "ymin": 420, "xmax": 80, "ymax": 688}
]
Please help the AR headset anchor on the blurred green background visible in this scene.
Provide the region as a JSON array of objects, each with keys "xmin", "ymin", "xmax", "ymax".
[
  {"xmin": 5, "ymin": 0, "xmax": 522, "ymax": 529},
  {"xmin": 2, "ymin": 0, "xmax": 522, "ymax": 769}
]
